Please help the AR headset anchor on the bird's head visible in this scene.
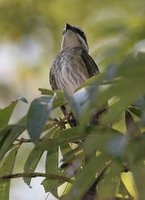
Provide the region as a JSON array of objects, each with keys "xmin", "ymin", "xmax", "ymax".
[{"xmin": 61, "ymin": 23, "xmax": 88, "ymax": 52}]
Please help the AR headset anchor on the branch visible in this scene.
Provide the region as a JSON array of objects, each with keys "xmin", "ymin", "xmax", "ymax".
[{"xmin": 0, "ymin": 172, "xmax": 73, "ymax": 183}]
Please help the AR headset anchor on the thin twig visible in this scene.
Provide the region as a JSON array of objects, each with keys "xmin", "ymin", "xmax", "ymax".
[
  {"xmin": 0, "ymin": 172, "xmax": 73, "ymax": 183},
  {"xmin": 16, "ymin": 138, "xmax": 32, "ymax": 143}
]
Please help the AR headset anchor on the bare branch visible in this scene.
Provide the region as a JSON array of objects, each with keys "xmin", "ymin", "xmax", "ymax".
[{"xmin": 0, "ymin": 172, "xmax": 73, "ymax": 183}]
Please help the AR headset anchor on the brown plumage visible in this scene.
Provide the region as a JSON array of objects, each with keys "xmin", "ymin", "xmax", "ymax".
[{"xmin": 50, "ymin": 24, "xmax": 99, "ymax": 125}]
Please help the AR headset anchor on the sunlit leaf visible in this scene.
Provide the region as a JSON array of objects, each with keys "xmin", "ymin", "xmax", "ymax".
[
  {"xmin": 66, "ymin": 88, "xmax": 90, "ymax": 120},
  {"xmin": 121, "ymin": 171, "xmax": 137, "ymax": 199},
  {"xmin": 53, "ymin": 90, "xmax": 66, "ymax": 108},
  {"xmin": 39, "ymin": 88, "xmax": 54, "ymax": 96}
]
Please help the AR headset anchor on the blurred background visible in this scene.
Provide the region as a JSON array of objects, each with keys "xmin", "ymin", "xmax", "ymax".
[{"xmin": 0, "ymin": 0, "xmax": 145, "ymax": 199}]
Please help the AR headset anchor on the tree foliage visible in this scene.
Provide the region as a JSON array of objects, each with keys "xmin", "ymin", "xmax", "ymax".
[
  {"xmin": 0, "ymin": 49, "xmax": 145, "ymax": 200},
  {"xmin": 0, "ymin": 1, "xmax": 145, "ymax": 200}
]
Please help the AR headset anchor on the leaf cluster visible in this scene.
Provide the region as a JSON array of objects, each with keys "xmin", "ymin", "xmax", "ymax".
[{"xmin": 0, "ymin": 50, "xmax": 145, "ymax": 200}]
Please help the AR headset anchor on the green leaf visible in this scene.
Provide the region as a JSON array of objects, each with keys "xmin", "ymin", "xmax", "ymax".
[
  {"xmin": 132, "ymin": 161, "xmax": 145, "ymax": 200},
  {"xmin": 0, "ymin": 125, "xmax": 25, "ymax": 160},
  {"xmin": 128, "ymin": 106, "xmax": 143, "ymax": 118},
  {"xmin": 38, "ymin": 88, "xmax": 54, "ymax": 96},
  {"xmin": 72, "ymin": 88, "xmax": 90, "ymax": 119},
  {"xmin": 121, "ymin": 172, "xmax": 136, "ymax": 199},
  {"xmin": 53, "ymin": 90, "xmax": 66, "ymax": 108},
  {"xmin": 83, "ymin": 53, "xmax": 145, "ymax": 125},
  {"xmin": 0, "ymin": 101, "xmax": 18, "ymax": 130},
  {"xmin": 0, "ymin": 146, "xmax": 20, "ymax": 200},
  {"xmin": 68, "ymin": 154, "xmax": 109, "ymax": 200},
  {"xmin": 41, "ymin": 147, "xmax": 59, "ymax": 198},
  {"xmin": 27, "ymin": 96, "xmax": 54, "ymax": 143},
  {"xmin": 23, "ymin": 126, "xmax": 59, "ymax": 186},
  {"xmin": 60, "ymin": 143, "xmax": 72, "ymax": 161},
  {"xmin": 23, "ymin": 144, "xmax": 45, "ymax": 186},
  {"xmin": 98, "ymin": 161, "xmax": 122, "ymax": 199},
  {"xmin": 125, "ymin": 110, "xmax": 141, "ymax": 139},
  {"xmin": 39, "ymin": 89, "xmax": 66, "ymax": 108},
  {"xmin": 0, "ymin": 98, "xmax": 28, "ymax": 130},
  {"xmin": 40, "ymin": 127, "xmax": 88, "ymax": 152},
  {"xmin": 66, "ymin": 78, "xmax": 100, "ymax": 124},
  {"xmin": 0, "ymin": 126, "xmax": 13, "ymax": 146},
  {"xmin": 125, "ymin": 134, "xmax": 145, "ymax": 163},
  {"xmin": 83, "ymin": 126, "xmax": 124, "ymax": 158}
]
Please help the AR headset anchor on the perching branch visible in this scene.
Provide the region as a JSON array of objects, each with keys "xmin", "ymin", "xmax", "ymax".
[{"xmin": 0, "ymin": 172, "xmax": 73, "ymax": 183}]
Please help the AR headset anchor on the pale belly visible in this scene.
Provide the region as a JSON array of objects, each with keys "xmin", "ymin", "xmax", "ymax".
[{"xmin": 56, "ymin": 65, "xmax": 89, "ymax": 95}]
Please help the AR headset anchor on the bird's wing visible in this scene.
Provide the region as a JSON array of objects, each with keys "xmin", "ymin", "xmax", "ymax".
[
  {"xmin": 49, "ymin": 68, "xmax": 58, "ymax": 90},
  {"xmin": 81, "ymin": 50, "xmax": 99, "ymax": 77}
]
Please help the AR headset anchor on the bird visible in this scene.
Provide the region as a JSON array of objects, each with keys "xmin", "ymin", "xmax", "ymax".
[
  {"xmin": 49, "ymin": 23, "xmax": 104, "ymax": 199},
  {"xmin": 49, "ymin": 23, "xmax": 101, "ymax": 126}
]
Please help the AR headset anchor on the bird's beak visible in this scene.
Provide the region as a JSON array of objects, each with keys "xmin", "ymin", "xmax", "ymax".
[{"xmin": 65, "ymin": 23, "xmax": 73, "ymax": 31}]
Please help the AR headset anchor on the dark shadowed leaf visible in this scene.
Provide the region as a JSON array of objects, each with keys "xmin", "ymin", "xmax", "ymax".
[
  {"xmin": 40, "ymin": 127, "xmax": 87, "ymax": 152},
  {"xmin": 83, "ymin": 126, "xmax": 125, "ymax": 158},
  {"xmin": 128, "ymin": 106, "xmax": 143, "ymax": 119},
  {"xmin": 98, "ymin": 161, "xmax": 122, "ymax": 199},
  {"xmin": 23, "ymin": 143, "xmax": 45, "ymax": 186},
  {"xmin": 133, "ymin": 96, "xmax": 145, "ymax": 111},
  {"xmin": 125, "ymin": 110, "xmax": 141, "ymax": 139},
  {"xmin": 0, "ymin": 125, "xmax": 25, "ymax": 160},
  {"xmin": 132, "ymin": 161, "xmax": 145, "ymax": 200},
  {"xmin": 0, "ymin": 101, "xmax": 18, "ymax": 130},
  {"xmin": 60, "ymin": 143, "xmax": 73, "ymax": 163},
  {"xmin": 0, "ymin": 126, "xmax": 13, "ymax": 146},
  {"xmin": 125, "ymin": 134, "xmax": 145, "ymax": 162},
  {"xmin": 68, "ymin": 154, "xmax": 109, "ymax": 200},
  {"xmin": 0, "ymin": 98, "xmax": 28, "ymax": 130},
  {"xmin": 41, "ymin": 147, "xmax": 59, "ymax": 198},
  {"xmin": 0, "ymin": 146, "xmax": 20, "ymax": 200},
  {"xmin": 84, "ymin": 53, "xmax": 145, "ymax": 124},
  {"xmin": 23, "ymin": 126, "xmax": 58, "ymax": 186}
]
